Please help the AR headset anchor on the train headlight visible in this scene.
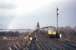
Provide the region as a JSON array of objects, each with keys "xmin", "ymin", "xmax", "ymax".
[{"xmin": 29, "ymin": 37, "xmax": 33, "ymax": 41}]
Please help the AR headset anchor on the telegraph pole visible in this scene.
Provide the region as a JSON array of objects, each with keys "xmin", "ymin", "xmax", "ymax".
[{"xmin": 56, "ymin": 8, "xmax": 59, "ymax": 33}]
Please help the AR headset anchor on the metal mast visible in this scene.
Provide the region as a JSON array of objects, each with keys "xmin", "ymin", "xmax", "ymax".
[{"xmin": 56, "ymin": 8, "xmax": 59, "ymax": 33}]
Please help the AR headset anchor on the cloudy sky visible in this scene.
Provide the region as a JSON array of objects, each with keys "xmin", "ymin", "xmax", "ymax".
[{"xmin": 0, "ymin": 0, "xmax": 76, "ymax": 29}]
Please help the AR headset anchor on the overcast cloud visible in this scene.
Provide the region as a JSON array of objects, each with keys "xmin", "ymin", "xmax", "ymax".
[
  {"xmin": 0, "ymin": 0, "xmax": 16, "ymax": 29},
  {"xmin": 0, "ymin": 0, "xmax": 76, "ymax": 29}
]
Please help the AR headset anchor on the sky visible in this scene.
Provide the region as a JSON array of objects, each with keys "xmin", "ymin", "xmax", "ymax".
[{"xmin": 0, "ymin": 0, "xmax": 76, "ymax": 29}]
